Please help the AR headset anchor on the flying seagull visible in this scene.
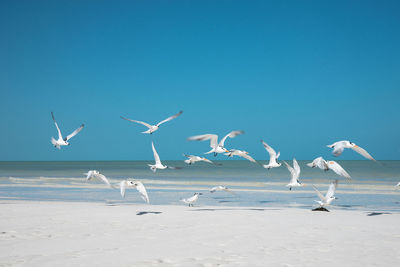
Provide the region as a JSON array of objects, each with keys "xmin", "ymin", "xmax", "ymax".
[
  {"xmin": 260, "ymin": 140, "xmax": 281, "ymax": 169},
  {"xmin": 327, "ymin": 140, "xmax": 375, "ymax": 161},
  {"xmin": 307, "ymin": 157, "xmax": 351, "ymax": 179},
  {"xmin": 120, "ymin": 111, "xmax": 183, "ymax": 134},
  {"xmin": 312, "ymin": 180, "xmax": 338, "ymax": 209},
  {"xmin": 51, "ymin": 112, "xmax": 84, "ymax": 149},
  {"xmin": 225, "ymin": 149, "xmax": 257, "ymax": 163},
  {"xmin": 183, "ymin": 154, "xmax": 216, "ymax": 165},
  {"xmin": 210, "ymin": 185, "xmax": 236, "ymax": 195},
  {"xmin": 148, "ymin": 142, "xmax": 181, "ymax": 172},
  {"xmin": 187, "ymin": 130, "xmax": 244, "ymax": 156},
  {"xmin": 119, "ymin": 180, "xmax": 149, "ymax": 203},
  {"xmin": 283, "ymin": 158, "xmax": 303, "ymax": 190},
  {"xmin": 181, "ymin": 193, "xmax": 202, "ymax": 207},
  {"xmin": 84, "ymin": 170, "xmax": 114, "ymax": 188}
]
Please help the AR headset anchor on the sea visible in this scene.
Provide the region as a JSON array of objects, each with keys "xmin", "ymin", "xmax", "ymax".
[{"xmin": 0, "ymin": 160, "xmax": 399, "ymax": 212}]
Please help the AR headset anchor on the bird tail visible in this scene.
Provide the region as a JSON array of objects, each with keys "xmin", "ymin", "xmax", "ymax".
[
  {"xmin": 51, "ymin": 137, "xmax": 57, "ymax": 146},
  {"xmin": 184, "ymin": 159, "xmax": 191, "ymax": 164},
  {"xmin": 204, "ymin": 149, "xmax": 214, "ymax": 154},
  {"xmin": 306, "ymin": 163, "xmax": 314, "ymax": 167},
  {"xmin": 142, "ymin": 129, "xmax": 151, "ymax": 134}
]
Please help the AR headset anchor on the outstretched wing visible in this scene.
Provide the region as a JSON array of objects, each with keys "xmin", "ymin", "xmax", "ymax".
[
  {"xmin": 65, "ymin": 124, "xmax": 84, "ymax": 141},
  {"xmin": 283, "ymin": 161, "xmax": 296, "ymax": 181},
  {"xmin": 51, "ymin": 112, "xmax": 63, "ymax": 140},
  {"xmin": 326, "ymin": 180, "xmax": 338, "ymax": 199},
  {"xmin": 293, "ymin": 158, "xmax": 301, "ymax": 178},
  {"xmin": 156, "ymin": 111, "xmax": 183, "ymax": 126},
  {"xmin": 352, "ymin": 145, "xmax": 375, "ymax": 161},
  {"xmin": 120, "ymin": 116, "xmax": 152, "ymax": 129},
  {"xmin": 240, "ymin": 153, "xmax": 257, "ymax": 163},
  {"xmin": 151, "ymin": 142, "xmax": 162, "ymax": 165},
  {"xmin": 96, "ymin": 173, "xmax": 113, "ymax": 188},
  {"xmin": 332, "ymin": 144, "xmax": 345, "ymax": 157},
  {"xmin": 219, "ymin": 130, "xmax": 244, "ymax": 147},
  {"xmin": 327, "ymin": 161, "xmax": 351, "ymax": 179},
  {"xmin": 120, "ymin": 181, "xmax": 126, "ymax": 198},
  {"xmin": 187, "ymin": 134, "xmax": 219, "ymax": 149},
  {"xmin": 311, "ymin": 185, "xmax": 326, "ymax": 201},
  {"xmin": 261, "ymin": 140, "xmax": 277, "ymax": 158},
  {"xmin": 135, "ymin": 182, "xmax": 149, "ymax": 203}
]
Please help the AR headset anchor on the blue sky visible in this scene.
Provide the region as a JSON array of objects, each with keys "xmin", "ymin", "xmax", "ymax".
[{"xmin": 1, "ymin": 0, "xmax": 399, "ymax": 161}]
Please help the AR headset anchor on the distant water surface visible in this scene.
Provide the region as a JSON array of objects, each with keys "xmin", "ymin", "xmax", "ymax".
[{"xmin": 0, "ymin": 160, "xmax": 399, "ymax": 211}]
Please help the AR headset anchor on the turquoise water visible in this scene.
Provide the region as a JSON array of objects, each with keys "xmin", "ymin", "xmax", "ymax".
[{"xmin": 0, "ymin": 160, "xmax": 399, "ymax": 211}]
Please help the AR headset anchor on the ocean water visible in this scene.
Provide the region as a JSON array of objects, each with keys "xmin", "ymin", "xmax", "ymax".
[{"xmin": 0, "ymin": 160, "xmax": 399, "ymax": 211}]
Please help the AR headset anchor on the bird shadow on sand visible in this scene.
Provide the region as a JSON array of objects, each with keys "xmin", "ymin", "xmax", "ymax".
[
  {"xmin": 366, "ymin": 212, "xmax": 392, "ymax": 217},
  {"xmin": 136, "ymin": 211, "xmax": 162, "ymax": 216}
]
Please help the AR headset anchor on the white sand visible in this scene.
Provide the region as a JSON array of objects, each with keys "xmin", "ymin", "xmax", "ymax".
[{"xmin": 0, "ymin": 201, "xmax": 399, "ymax": 266}]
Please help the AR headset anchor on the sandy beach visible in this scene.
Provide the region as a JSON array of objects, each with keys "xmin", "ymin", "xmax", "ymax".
[{"xmin": 1, "ymin": 200, "xmax": 399, "ymax": 266}]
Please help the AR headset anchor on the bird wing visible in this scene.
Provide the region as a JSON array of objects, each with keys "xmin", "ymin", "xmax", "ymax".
[
  {"xmin": 261, "ymin": 140, "xmax": 277, "ymax": 158},
  {"xmin": 293, "ymin": 158, "xmax": 301, "ymax": 177},
  {"xmin": 327, "ymin": 161, "xmax": 351, "ymax": 179},
  {"xmin": 96, "ymin": 173, "xmax": 112, "ymax": 187},
  {"xmin": 311, "ymin": 185, "xmax": 326, "ymax": 201},
  {"xmin": 351, "ymin": 145, "xmax": 375, "ymax": 161},
  {"xmin": 120, "ymin": 181, "xmax": 126, "ymax": 198},
  {"xmin": 240, "ymin": 153, "xmax": 257, "ymax": 163},
  {"xmin": 187, "ymin": 134, "xmax": 219, "ymax": 148},
  {"xmin": 120, "ymin": 116, "xmax": 152, "ymax": 129},
  {"xmin": 151, "ymin": 142, "xmax": 162, "ymax": 165},
  {"xmin": 135, "ymin": 182, "xmax": 149, "ymax": 203},
  {"xmin": 156, "ymin": 111, "xmax": 183, "ymax": 126},
  {"xmin": 283, "ymin": 161, "xmax": 296, "ymax": 182},
  {"xmin": 210, "ymin": 186, "xmax": 218, "ymax": 193},
  {"xmin": 65, "ymin": 124, "xmax": 84, "ymax": 141},
  {"xmin": 51, "ymin": 112, "xmax": 63, "ymax": 140},
  {"xmin": 332, "ymin": 144, "xmax": 345, "ymax": 156},
  {"xmin": 219, "ymin": 130, "xmax": 244, "ymax": 147},
  {"xmin": 326, "ymin": 180, "xmax": 338, "ymax": 199},
  {"xmin": 85, "ymin": 170, "xmax": 94, "ymax": 180}
]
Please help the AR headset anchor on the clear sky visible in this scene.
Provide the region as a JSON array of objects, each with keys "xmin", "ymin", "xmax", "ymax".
[{"xmin": 1, "ymin": 0, "xmax": 399, "ymax": 161}]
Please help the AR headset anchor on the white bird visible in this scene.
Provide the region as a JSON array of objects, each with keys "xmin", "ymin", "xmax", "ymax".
[
  {"xmin": 283, "ymin": 158, "xmax": 303, "ymax": 190},
  {"xmin": 119, "ymin": 180, "xmax": 149, "ymax": 203},
  {"xmin": 327, "ymin": 140, "xmax": 375, "ymax": 161},
  {"xmin": 307, "ymin": 157, "xmax": 351, "ymax": 179},
  {"xmin": 260, "ymin": 140, "xmax": 281, "ymax": 169},
  {"xmin": 120, "ymin": 111, "xmax": 183, "ymax": 134},
  {"xmin": 148, "ymin": 142, "xmax": 181, "ymax": 172},
  {"xmin": 84, "ymin": 170, "xmax": 114, "ymax": 188},
  {"xmin": 51, "ymin": 112, "xmax": 84, "ymax": 149},
  {"xmin": 187, "ymin": 130, "xmax": 244, "ymax": 156},
  {"xmin": 183, "ymin": 154, "xmax": 215, "ymax": 165},
  {"xmin": 312, "ymin": 180, "xmax": 338, "ymax": 208},
  {"xmin": 224, "ymin": 149, "xmax": 257, "ymax": 163},
  {"xmin": 210, "ymin": 185, "xmax": 235, "ymax": 194},
  {"xmin": 181, "ymin": 193, "xmax": 202, "ymax": 207}
]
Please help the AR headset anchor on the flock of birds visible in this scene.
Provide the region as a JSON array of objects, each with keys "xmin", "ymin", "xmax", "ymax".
[{"xmin": 50, "ymin": 111, "xmax": 384, "ymax": 211}]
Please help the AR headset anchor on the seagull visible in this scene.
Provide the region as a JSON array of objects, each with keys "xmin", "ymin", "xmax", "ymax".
[
  {"xmin": 260, "ymin": 140, "xmax": 281, "ymax": 169},
  {"xmin": 120, "ymin": 111, "xmax": 183, "ymax": 134},
  {"xmin": 224, "ymin": 149, "xmax": 257, "ymax": 163},
  {"xmin": 307, "ymin": 157, "xmax": 351, "ymax": 179},
  {"xmin": 51, "ymin": 112, "xmax": 84, "ymax": 149},
  {"xmin": 181, "ymin": 193, "xmax": 202, "ymax": 207},
  {"xmin": 119, "ymin": 180, "xmax": 149, "ymax": 203},
  {"xmin": 148, "ymin": 142, "xmax": 181, "ymax": 172},
  {"xmin": 84, "ymin": 170, "xmax": 114, "ymax": 188},
  {"xmin": 187, "ymin": 130, "xmax": 244, "ymax": 156},
  {"xmin": 210, "ymin": 185, "xmax": 235, "ymax": 195},
  {"xmin": 283, "ymin": 158, "xmax": 303, "ymax": 190},
  {"xmin": 312, "ymin": 180, "xmax": 338, "ymax": 208},
  {"xmin": 327, "ymin": 140, "xmax": 375, "ymax": 161},
  {"xmin": 183, "ymin": 154, "xmax": 215, "ymax": 165}
]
